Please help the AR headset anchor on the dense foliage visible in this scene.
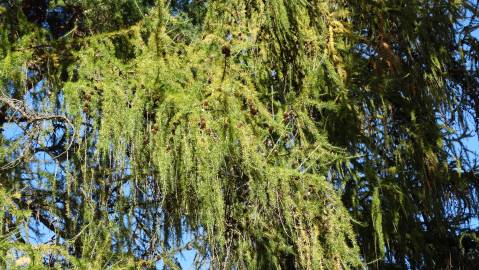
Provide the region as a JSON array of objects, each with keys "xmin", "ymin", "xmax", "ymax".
[{"xmin": 1, "ymin": 0, "xmax": 478, "ymax": 269}]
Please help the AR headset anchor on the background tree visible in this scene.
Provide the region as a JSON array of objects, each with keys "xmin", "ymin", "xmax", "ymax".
[
  {"xmin": 333, "ymin": 1, "xmax": 479, "ymax": 268},
  {"xmin": 0, "ymin": 0, "xmax": 478, "ymax": 269}
]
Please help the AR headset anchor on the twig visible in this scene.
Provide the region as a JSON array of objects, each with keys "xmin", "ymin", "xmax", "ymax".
[{"xmin": 0, "ymin": 93, "xmax": 76, "ymax": 169}]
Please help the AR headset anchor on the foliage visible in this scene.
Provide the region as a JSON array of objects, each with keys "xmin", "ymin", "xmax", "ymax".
[{"xmin": 0, "ymin": 0, "xmax": 478, "ymax": 269}]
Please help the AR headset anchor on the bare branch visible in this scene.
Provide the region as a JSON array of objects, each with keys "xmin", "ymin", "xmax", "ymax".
[{"xmin": 0, "ymin": 93, "xmax": 76, "ymax": 169}]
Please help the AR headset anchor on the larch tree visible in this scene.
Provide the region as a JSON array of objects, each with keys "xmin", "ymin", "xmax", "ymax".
[{"xmin": 0, "ymin": 0, "xmax": 478, "ymax": 269}]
